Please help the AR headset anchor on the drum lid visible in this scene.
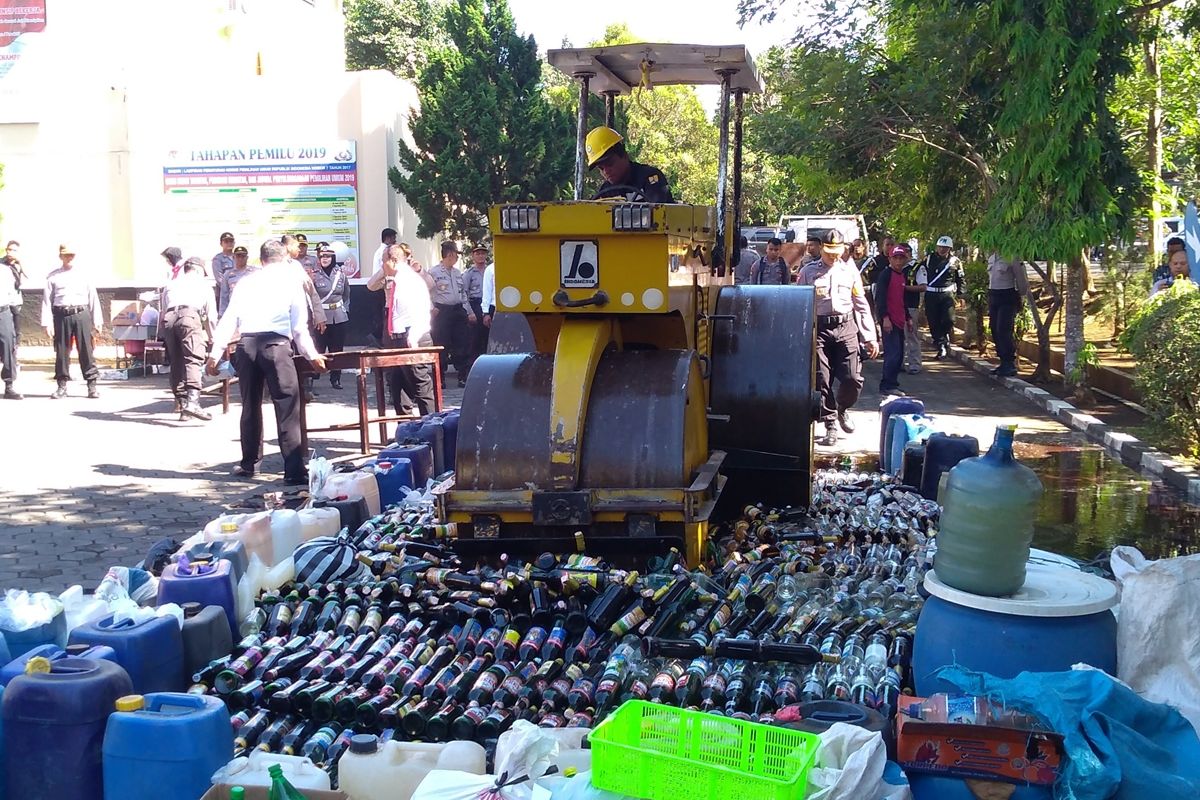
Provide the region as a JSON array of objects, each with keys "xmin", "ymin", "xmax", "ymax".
[{"xmin": 925, "ymin": 549, "xmax": 1118, "ymax": 617}]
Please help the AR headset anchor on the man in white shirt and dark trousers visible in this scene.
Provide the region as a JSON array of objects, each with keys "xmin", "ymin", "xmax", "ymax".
[
  {"xmin": 367, "ymin": 243, "xmax": 435, "ymax": 417},
  {"xmin": 42, "ymin": 244, "xmax": 104, "ymax": 399},
  {"xmin": 207, "ymin": 240, "xmax": 327, "ymax": 484},
  {"xmin": 160, "ymin": 257, "xmax": 218, "ymax": 421}
]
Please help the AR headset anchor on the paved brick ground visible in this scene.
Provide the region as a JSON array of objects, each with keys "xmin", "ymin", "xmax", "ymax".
[
  {"xmin": 0, "ymin": 350, "xmax": 1092, "ymax": 594},
  {"xmin": 0, "ymin": 360, "xmax": 464, "ymax": 592}
]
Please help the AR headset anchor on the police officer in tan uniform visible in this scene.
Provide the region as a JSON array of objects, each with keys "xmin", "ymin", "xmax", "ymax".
[{"xmin": 796, "ymin": 230, "xmax": 880, "ymax": 446}]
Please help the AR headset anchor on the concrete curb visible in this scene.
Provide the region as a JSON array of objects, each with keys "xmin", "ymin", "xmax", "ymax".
[{"xmin": 937, "ymin": 338, "xmax": 1200, "ymax": 504}]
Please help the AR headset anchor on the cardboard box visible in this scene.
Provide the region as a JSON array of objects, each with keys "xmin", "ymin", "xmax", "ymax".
[
  {"xmin": 201, "ymin": 785, "xmax": 348, "ymax": 800},
  {"xmin": 111, "ymin": 300, "xmax": 142, "ymax": 327},
  {"xmin": 896, "ymin": 695, "xmax": 1064, "ymax": 786}
]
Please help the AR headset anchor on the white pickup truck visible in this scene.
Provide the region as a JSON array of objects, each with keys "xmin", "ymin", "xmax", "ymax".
[{"xmin": 777, "ymin": 214, "xmax": 869, "ymax": 247}]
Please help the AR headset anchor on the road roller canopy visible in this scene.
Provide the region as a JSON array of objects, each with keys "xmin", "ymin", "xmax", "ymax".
[{"xmin": 546, "ymin": 43, "xmax": 764, "ymax": 95}]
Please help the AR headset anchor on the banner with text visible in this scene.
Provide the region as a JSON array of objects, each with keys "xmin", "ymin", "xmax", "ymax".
[
  {"xmin": 162, "ymin": 141, "xmax": 362, "ymax": 277},
  {"xmin": 0, "ymin": 0, "xmax": 47, "ymax": 80}
]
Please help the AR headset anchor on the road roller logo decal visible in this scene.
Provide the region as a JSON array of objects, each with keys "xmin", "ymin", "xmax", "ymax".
[{"xmin": 560, "ymin": 240, "xmax": 599, "ymax": 288}]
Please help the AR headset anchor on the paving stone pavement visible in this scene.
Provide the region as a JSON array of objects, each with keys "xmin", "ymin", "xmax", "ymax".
[
  {"xmin": 0, "ymin": 362, "xmax": 464, "ymax": 593},
  {"xmin": 0, "ymin": 349, "xmax": 1118, "ymax": 594}
]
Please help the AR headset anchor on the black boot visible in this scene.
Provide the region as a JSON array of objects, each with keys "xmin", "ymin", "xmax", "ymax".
[
  {"xmin": 330, "ymin": 372, "xmax": 342, "ymax": 390},
  {"xmin": 181, "ymin": 389, "xmax": 212, "ymax": 421},
  {"xmin": 838, "ymin": 410, "xmax": 856, "ymax": 434},
  {"xmin": 3, "ymin": 383, "xmax": 22, "ymax": 400},
  {"xmin": 816, "ymin": 421, "xmax": 839, "ymax": 447}
]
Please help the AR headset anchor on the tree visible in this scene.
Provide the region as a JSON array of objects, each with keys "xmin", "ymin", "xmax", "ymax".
[
  {"xmin": 344, "ymin": 0, "xmax": 448, "ymax": 80},
  {"xmin": 967, "ymin": 0, "xmax": 1141, "ymax": 395},
  {"xmin": 390, "ymin": 0, "xmax": 575, "ymax": 240}
]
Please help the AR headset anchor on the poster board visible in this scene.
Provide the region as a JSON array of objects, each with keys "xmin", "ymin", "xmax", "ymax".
[{"xmin": 162, "ymin": 141, "xmax": 362, "ymax": 277}]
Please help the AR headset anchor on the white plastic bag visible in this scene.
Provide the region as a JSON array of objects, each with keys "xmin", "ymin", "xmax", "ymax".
[
  {"xmin": 413, "ymin": 721, "xmax": 558, "ymax": 800},
  {"xmin": 309, "ymin": 456, "xmax": 334, "ymax": 498},
  {"xmin": 0, "ymin": 589, "xmax": 62, "ymax": 633},
  {"xmin": 807, "ymin": 723, "xmax": 911, "ymax": 800},
  {"xmin": 1111, "ymin": 545, "xmax": 1200, "ymax": 734}
]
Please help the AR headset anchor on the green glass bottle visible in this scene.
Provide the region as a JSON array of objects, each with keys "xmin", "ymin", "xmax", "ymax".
[{"xmin": 267, "ymin": 762, "xmax": 309, "ymax": 800}]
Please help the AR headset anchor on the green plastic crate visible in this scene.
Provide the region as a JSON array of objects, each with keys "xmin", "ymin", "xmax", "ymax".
[{"xmin": 589, "ymin": 700, "xmax": 820, "ymax": 800}]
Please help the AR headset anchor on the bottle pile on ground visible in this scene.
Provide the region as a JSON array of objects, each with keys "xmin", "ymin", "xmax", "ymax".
[{"xmin": 189, "ymin": 469, "xmax": 938, "ymax": 784}]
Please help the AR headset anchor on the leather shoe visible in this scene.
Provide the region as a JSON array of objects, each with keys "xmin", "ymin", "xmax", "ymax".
[
  {"xmin": 837, "ymin": 411, "xmax": 856, "ymax": 434},
  {"xmin": 283, "ymin": 475, "xmax": 308, "ymax": 487},
  {"xmin": 995, "ymin": 365, "xmax": 1019, "ymax": 378},
  {"xmin": 816, "ymin": 423, "xmax": 839, "ymax": 447},
  {"xmin": 3, "ymin": 385, "xmax": 22, "ymax": 400},
  {"xmin": 50, "ymin": 385, "xmax": 68, "ymax": 399},
  {"xmin": 232, "ymin": 465, "xmax": 256, "ymax": 478}
]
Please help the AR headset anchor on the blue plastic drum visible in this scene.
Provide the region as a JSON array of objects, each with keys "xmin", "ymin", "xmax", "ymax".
[
  {"xmin": 913, "ymin": 555, "xmax": 1118, "ymax": 696},
  {"xmin": 439, "ymin": 409, "xmax": 460, "ymax": 474},
  {"xmin": 380, "ymin": 443, "xmax": 434, "ymax": 487}
]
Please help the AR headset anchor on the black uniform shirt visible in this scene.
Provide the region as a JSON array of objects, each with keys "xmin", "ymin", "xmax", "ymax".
[{"xmin": 598, "ymin": 160, "xmax": 675, "ymax": 204}]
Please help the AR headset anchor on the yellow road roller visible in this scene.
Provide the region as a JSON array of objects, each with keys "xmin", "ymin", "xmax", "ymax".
[{"xmin": 435, "ymin": 43, "xmax": 818, "ymax": 566}]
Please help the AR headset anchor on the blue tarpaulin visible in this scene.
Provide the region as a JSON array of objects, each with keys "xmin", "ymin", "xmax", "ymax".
[{"xmin": 938, "ymin": 667, "xmax": 1200, "ymax": 800}]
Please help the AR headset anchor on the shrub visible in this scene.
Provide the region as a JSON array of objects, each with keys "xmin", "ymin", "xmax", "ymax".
[{"xmin": 1121, "ymin": 280, "xmax": 1200, "ymax": 457}]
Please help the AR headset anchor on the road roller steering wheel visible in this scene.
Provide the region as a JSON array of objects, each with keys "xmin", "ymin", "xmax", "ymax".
[{"xmin": 592, "ymin": 184, "xmax": 648, "ymax": 201}]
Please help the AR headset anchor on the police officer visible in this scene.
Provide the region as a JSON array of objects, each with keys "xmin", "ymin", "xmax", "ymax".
[
  {"xmin": 295, "ymin": 234, "xmax": 318, "ymax": 270},
  {"xmin": 919, "ymin": 235, "xmax": 965, "ymax": 359},
  {"xmin": 310, "ymin": 243, "xmax": 349, "ymax": 391},
  {"xmin": 797, "ymin": 230, "xmax": 880, "ymax": 446},
  {"xmin": 159, "ymin": 256, "xmax": 218, "ymax": 420},
  {"xmin": 211, "ymin": 232, "xmax": 236, "ymax": 285},
  {"xmin": 0, "ymin": 240, "xmax": 23, "ymax": 399},
  {"xmin": 463, "ymin": 244, "xmax": 490, "ymax": 376},
  {"xmin": 429, "ymin": 241, "xmax": 476, "ymax": 387},
  {"xmin": 585, "ymin": 126, "xmax": 675, "ymax": 203},
  {"xmin": 42, "ymin": 244, "xmax": 104, "ymax": 399}
]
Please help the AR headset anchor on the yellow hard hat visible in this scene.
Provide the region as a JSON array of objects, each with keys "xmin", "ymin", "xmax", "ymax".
[{"xmin": 585, "ymin": 126, "xmax": 624, "ymax": 168}]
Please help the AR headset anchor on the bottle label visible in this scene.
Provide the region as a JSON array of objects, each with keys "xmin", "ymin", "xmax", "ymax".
[
  {"xmin": 611, "ymin": 605, "xmax": 647, "ymax": 636},
  {"xmin": 628, "ymin": 678, "xmax": 649, "ymax": 699},
  {"xmin": 519, "ymin": 627, "xmax": 547, "ymax": 654}
]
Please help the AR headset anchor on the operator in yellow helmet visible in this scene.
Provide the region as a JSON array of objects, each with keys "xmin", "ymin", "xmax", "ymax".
[{"xmin": 585, "ymin": 126, "xmax": 675, "ymax": 204}]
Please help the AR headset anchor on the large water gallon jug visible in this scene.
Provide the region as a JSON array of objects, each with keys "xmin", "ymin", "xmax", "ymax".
[
  {"xmin": 372, "ymin": 457, "xmax": 415, "ymax": 510},
  {"xmin": 0, "ymin": 645, "xmax": 117, "ymax": 687},
  {"xmin": 920, "ymin": 432, "xmax": 980, "ymax": 501},
  {"xmin": 180, "ymin": 604, "xmax": 234, "ymax": 677},
  {"xmin": 885, "ymin": 414, "xmax": 935, "ymax": 476},
  {"xmin": 338, "ymin": 735, "xmax": 487, "ymax": 800},
  {"xmin": 878, "ymin": 396, "xmax": 925, "ymax": 468},
  {"xmin": 2, "ymin": 656, "xmax": 133, "ymax": 800},
  {"xmin": 396, "ymin": 417, "xmax": 445, "ymax": 475},
  {"xmin": 181, "ymin": 539, "xmax": 248, "ymax": 586},
  {"xmin": 157, "ymin": 558, "xmax": 237, "ymax": 640},
  {"xmin": 203, "ymin": 512, "xmax": 273, "ymax": 566},
  {"xmin": 1, "ymin": 609, "xmax": 66, "ymax": 660},
  {"xmin": 102, "ymin": 692, "xmax": 231, "ymax": 800},
  {"xmin": 323, "ymin": 469, "xmax": 382, "ymax": 516},
  {"xmin": 298, "ymin": 507, "xmax": 341, "ymax": 542},
  {"xmin": 212, "ymin": 750, "xmax": 332, "ymax": 791},
  {"xmin": 381, "ymin": 443, "xmax": 434, "ymax": 487},
  {"xmin": 314, "ymin": 497, "xmax": 370, "ymax": 536},
  {"xmin": 420, "ymin": 416, "xmax": 447, "ymax": 475},
  {"xmin": 934, "ymin": 425, "xmax": 1044, "ymax": 596},
  {"xmin": 68, "ymin": 614, "xmax": 185, "ymax": 694},
  {"xmin": 439, "ymin": 409, "xmax": 460, "ymax": 473}
]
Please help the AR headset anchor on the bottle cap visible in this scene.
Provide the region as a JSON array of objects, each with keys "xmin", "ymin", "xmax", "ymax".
[
  {"xmin": 349, "ymin": 733, "xmax": 380, "ymax": 754},
  {"xmin": 230, "ymin": 789, "xmax": 246, "ymax": 800},
  {"xmin": 183, "ymin": 602, "xmax": 202, "ymax": 618},
  {"xmin": 564, "ymin": 767, "xmax": 578, "ymax": 777},
  {"xmin": 115, "ymin": 695, "xmax": 145, "ymax": 712},
  {"xmin": 65, "ymin": 644, "xmax": 90, "ymax": 657},
  {"xmin": 24, "ymin": 656, "xmax": 52, "ymax": 675},
  {"xmin": 221, "ymin": 522, "xmax": 239, "ymax": 532}
]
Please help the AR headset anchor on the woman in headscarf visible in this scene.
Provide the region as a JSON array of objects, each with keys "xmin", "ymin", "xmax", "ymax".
[{"xmin": 308, "ymin": 242, "xmax": 349, "ymax": 392}]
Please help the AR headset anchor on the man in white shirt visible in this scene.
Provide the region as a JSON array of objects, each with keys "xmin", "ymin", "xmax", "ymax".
[
  {"xmin": 159, "ymin": 257, "xmax": 218, "ymax": 421},
  {"xmin": 481, "ymin": 261, "xmax": 496, "ymax": 327},
  {"xmin": 207, "ymin": 240, "xmax": 327, "ymax": 484},
  {"xmin": 366, "ymin": 243, "xmax": 435, "ymax": 417},
  {"xmin": 371, "ymin": 227, "xmax": 398, "ymax": 279}
]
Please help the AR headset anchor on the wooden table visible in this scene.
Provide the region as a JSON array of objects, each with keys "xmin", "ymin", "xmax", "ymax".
[{"xmin": 295, "ymin": 347, "xmax": 443, "ymax": 455}]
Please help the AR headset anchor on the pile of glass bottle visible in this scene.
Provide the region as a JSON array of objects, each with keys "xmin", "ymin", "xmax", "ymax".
[{"xmin": 189, "ymin": 469, "xmax": 938, "ymax": 779}]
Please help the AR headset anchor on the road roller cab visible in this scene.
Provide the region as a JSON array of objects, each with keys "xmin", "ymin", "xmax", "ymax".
[{"xmin": 436, "ymin": 44, "xmax": 819, "ymax": 566}]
